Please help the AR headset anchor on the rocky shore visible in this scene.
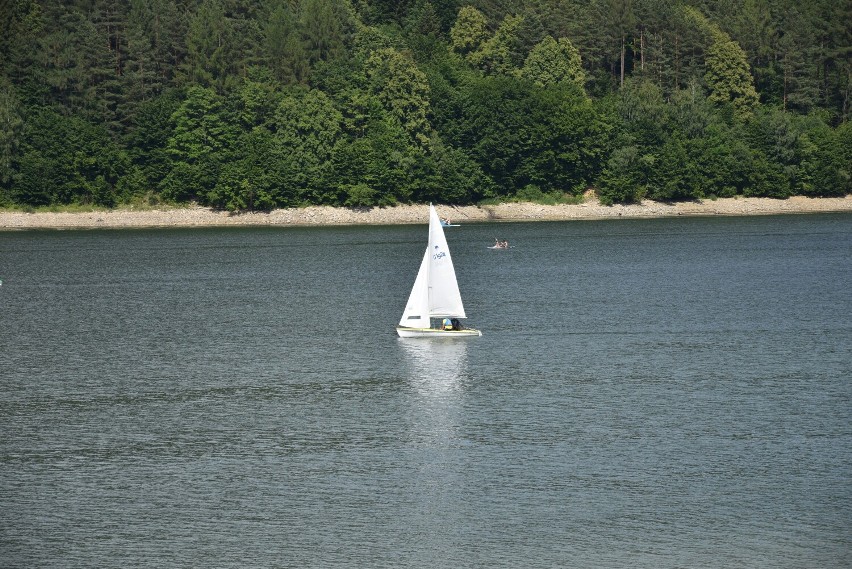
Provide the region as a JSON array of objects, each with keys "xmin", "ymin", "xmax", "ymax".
[{"xmin": 1, "ymin": 195, "xmax": 850, "ymax": 229}]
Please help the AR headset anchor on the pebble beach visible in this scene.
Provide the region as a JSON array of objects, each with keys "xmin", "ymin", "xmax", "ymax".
[{"xmin": 1, "ymin": 195, "xmax": 850, "ymax": 229}]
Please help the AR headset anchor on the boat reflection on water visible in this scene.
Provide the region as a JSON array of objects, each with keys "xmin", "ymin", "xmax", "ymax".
[
  {"xmin": 397, "ymin": 337, "xmax": 470, "ymax": 542},
  {"xmin": 398, "ymin": 338, "xmax": 470, "ymax": 396}
]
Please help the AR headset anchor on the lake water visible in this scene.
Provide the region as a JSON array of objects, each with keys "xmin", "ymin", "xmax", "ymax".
[{"xmin": 1, "ymin": 213, "xmax": 850, "ymax": 568}]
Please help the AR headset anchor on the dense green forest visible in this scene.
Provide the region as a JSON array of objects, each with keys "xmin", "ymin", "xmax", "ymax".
[{"xmin": 1, "ymin": 0, "xmax": 850, "ymax": 210}]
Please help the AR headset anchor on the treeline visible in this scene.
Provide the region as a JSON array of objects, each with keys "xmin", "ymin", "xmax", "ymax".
[{"xmin": 0, "ymin": 0, "xmax": 849, "ymax": 210}]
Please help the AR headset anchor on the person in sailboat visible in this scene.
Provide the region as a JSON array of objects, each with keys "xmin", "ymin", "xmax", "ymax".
[{"xmin": 443, "ymin": 318, "xmax": 454, "ymax": 331}]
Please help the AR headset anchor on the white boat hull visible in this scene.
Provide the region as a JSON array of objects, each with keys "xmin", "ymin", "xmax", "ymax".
[{"xmin": 396, "ymin": 326, "xmax": 482, "ymax": 338}]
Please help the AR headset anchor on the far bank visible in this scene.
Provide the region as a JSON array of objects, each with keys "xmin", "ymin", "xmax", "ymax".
[{"xmin": 1, "ymin": 196, "xmax": 850, "ymax": 230}]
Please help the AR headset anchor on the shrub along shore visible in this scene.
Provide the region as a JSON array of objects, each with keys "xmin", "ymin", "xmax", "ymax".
[{"xmin": 1, "ymin": 196, "xmax": 850, "ymax": 230}]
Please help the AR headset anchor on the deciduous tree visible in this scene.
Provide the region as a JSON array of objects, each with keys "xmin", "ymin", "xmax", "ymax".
[{"xmin": 522, "ymin": 35, "xmax": 585, "ymax": 88}]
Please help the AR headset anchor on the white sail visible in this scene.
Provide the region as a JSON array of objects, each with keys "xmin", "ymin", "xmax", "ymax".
[
  {"xmin": 425, "ymin": 204, "xmax": 466, "ymax": 318},
  {"xmin": 398, "ymin": 248, "xmax": 430, "ymax": 328}
]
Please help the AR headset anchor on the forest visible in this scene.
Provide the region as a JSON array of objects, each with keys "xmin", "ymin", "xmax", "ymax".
[{"xmin": 0, "ymin": 0, "xmax": 850, "ymax": 210}]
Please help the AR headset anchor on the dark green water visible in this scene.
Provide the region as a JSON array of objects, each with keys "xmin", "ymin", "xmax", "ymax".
[{"xmin": 1, "ymin": 214, "xmax": 850, "ymax": 568}]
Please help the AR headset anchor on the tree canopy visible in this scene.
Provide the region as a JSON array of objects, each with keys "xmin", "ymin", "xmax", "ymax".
[{"xmin": 0, "ymin": 0, "xmax": 849, "ymax": 210}]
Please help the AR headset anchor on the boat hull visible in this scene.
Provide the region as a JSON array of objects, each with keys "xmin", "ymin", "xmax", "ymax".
[{"xmin": 396, "ymin": 326, "xmax": 482, "ymax": 338}]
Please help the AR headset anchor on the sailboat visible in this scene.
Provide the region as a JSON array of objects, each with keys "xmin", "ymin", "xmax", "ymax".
[{"xmin": 396, "ymin": 204, "xmax": 482, "ymax": 338}]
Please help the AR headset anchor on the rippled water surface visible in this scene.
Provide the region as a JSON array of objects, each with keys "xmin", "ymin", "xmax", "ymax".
[{"xmin": 1, "ymin": 214, "xmax": 850, "ymax": 568}]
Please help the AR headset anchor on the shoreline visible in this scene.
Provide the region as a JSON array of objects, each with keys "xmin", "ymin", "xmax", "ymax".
[{"xmin": 1, "ymin": 196, "xmax": 850, "ymax": 229}]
